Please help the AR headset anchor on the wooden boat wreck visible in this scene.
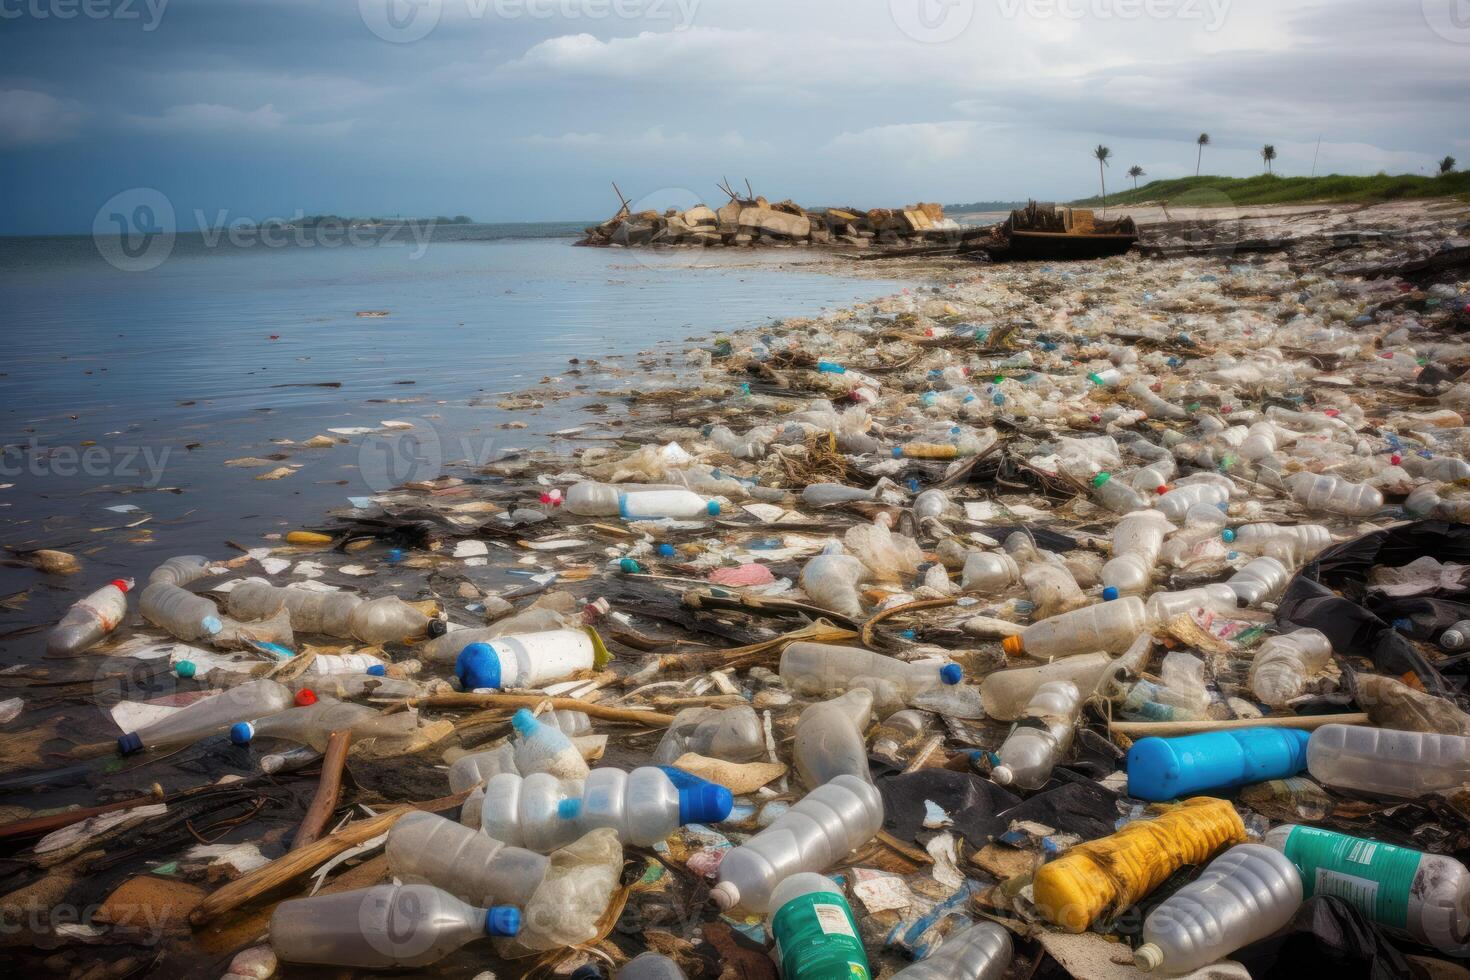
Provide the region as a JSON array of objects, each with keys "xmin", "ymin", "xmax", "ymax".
[{"xmin": 998, "ymin": 201, "xmax": 1139, "ymax": 260}]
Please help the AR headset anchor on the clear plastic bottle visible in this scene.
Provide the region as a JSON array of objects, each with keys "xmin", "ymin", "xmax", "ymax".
[
  {"xmin": 780, "ymin": 642, "xmax": 962, "ymax": 715},
  {"xmin": 1307, "ymin": 724, "xmax": 1470, "ymax": 798},
  {"xmin": 1092, "ymin": 472, "xmax": 1149, "ymax": 514},
  {"xmin": 47, "ymin": 578, "xmax": 132, "ymax": 656},
  {"xmin": 1265, "ymin": 824, "xmax": 1470, "ymax": 952},
  {"xmin": 890, "ymin": 920, "xmax": 1013, "ymax": 980},
  {"xmin": 1249, "ymin": 629, "xmax": 1333, "ymax": 706},
  {"xmin": 794, "ymin": 690, "xmax": 874, "ymax": 788},
  {"xmin": 799, "ymin": 550, "xmax": 868, "ymax": 619},
  {"xmin": 990, "ymin": 680, "xmax": 1081, "ymax": 790},
  {"xmin": 117, "ymin": 678, "xmax": 293, "ymax": 755},
  {"xmin": 1155, "ymin": 484, "xmax": 1229, "ymax": 522},
  {"xmin": 980, "ymin": 653, "xmax": 1115, "ymax": 722},
  {"xmin": 710, "ymin": 773, "xmax": 884, "ymax": 914},
  {"xmin": 1144, "ymin": 584, "xmax": 1240, "ymax": 624},
  {"xmin": 140, "ymin": 581, "xmax": 222, "ymax": 641},
  {"xmin": 802, "ymin": 483, "xmax": 879, "ymax": 507},
  {"xmin": 455, "ymin": 629, "xmax": 595, "ymax": 691},
  {"xmin": 565, "ymin": 481, "xmax": 719, "ymax": 519},
  {"xmin": 480, "ymin": 766, "xmax": 731, "ymax": 852},
  {"xmin": 148, "ymin": 554, "xmax": 212, "ymax": 586},
  {"xmin": 229, "ymin": 697, "xmax": 419, "ymax": 750},
  {"xmin": 1239, "ymin": 421, "xmax": 1286, "ymax": 461},
  {"xmin": 1002, "ymin": 596, "xmax": 1149, "ymax": 658},
  {"xmin": 766, "ymin": 874, "xmax": 870, "ymax": 980},
  {"xmin": 961, "ymin": 551, "xmax": 1020, "ymax": 592},
  {"xmin": 1228, "ymin": 523, "xmax": 1332, "ymax": 559},
  {"xmin": 1285, "ymin": 472, "xmax": 1384, "ymax": 518},
  {"xmin": 1022, "ymin": 562, "xmax": 1085, "ymax": 617},
  {"xmin": 1102, "ymin": 511, "xmax": 1174, "ymax": 594},
  {"xmin": 511, "ymin": 707, "xmax": 590, "ymax": 780},
  {"xmin": 1127, "ymin": 381, "xmax": 1189, "ymax": 421},
  {"xmin": 1225, "ymin": 556, "xmax": 1289, "ymax": 607},
  {"xmin": 654, "ymin": 704, "xmax": 766, "ymax": 764},
  {"xmin": 912, "ymin": 488, "xmax": 955, "ymax": 520},
  {"xmin": 297, "ymin": 672, "xmax": 419, "ymax": 703},
  {"xmin": 1134, "ymin": 844, "xmax": 1303, "ymax": 974},
  {"xmin": 268, "ymin": 883, "xmax": 520, "ymax": 968},
  {"xmin": 226, "ymin": 580, "xmax": 431, "ymax": 645},
  {"xmin": 619, "ymin": 953, "xmax": 688, "ymax": 980},
  {"xmin": 1441, "ymin": 620, "xmax": 1470, "ymax": 652},
  {"xmin": 305, "ymin": 652, "xmax": 385, "ymax": 675}
]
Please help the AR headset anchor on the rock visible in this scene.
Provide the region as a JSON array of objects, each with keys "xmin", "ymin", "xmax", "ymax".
[
  {"xmin": 738, "ymin": 206, "xmax": 810, "ymax": 239},
  {"xmin": 683, "ymin": 205, "xmax": 717, "ymax": 226},
  {"xmin": 94, "ymin": 876, "xmax": 206, "ymax": 935},
  {"xmin": 716, "ymin": 201, "xmax": 742, "ymax": 234},
  {"xmin": 612, "ymin": 221, "xmax": 655, "ymax": 247}
]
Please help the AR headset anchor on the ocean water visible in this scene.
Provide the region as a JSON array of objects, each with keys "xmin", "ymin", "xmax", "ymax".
[{"xmin": 0, "ymin": 225, "xmax": 909, "ymax": 633}]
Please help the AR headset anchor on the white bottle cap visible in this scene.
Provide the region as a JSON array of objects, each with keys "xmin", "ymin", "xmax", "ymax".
[
  {"xmin": 990, "ymin": 765, "xmax": 1014, "ymax": 786},
  {"xmin": 1133, "ymin": 942, "xmax": 1163, "ymax": 972},
  {"xmin": 709, "ymin": 881, "xmax": 739, "ymax": 911}
]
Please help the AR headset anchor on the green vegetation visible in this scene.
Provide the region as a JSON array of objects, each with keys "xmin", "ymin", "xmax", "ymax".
[
  {"xmin": 944, "ymin": 199, "xmax": 1029, "ymax": 213},
  {"xmin": 1071, "ymin": 171, "xmax": 1470, "ymax": 208}
]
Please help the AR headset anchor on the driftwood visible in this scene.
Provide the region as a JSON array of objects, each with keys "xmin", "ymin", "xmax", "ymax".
[
  {"xmin": 291, "ymin": 730, "xmax": 352, "ymax": 851},
  {"xmin": 412, "ymin": 692, "xmax": 676, "ymax": 727},
  {"xmin": 1109, "ymin": 712, "xmax": 1368, "ymax": 738},
  {"xmin": 0, "ymin": 783, "xmax": 165, "ymax": 842}
]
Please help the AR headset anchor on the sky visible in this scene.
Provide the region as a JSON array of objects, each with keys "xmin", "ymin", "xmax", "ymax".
[{"xmin": 1, "ymin": 0, "xmax": 1467, "ymax": 233}]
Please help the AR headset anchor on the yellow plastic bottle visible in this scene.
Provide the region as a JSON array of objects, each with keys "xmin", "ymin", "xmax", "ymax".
[{"xmin": 1031, "ymin": 797, "xmax": 1246, "ymax": 933}]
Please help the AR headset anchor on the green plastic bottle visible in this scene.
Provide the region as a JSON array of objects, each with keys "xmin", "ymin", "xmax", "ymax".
[{"xmin": 767, "ymin": 873, "xmax": 870, "ymax": 980}]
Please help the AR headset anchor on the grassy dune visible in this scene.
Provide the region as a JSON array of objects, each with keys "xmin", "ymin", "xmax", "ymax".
[{"xmin": 1071, "ymin": 172, "xmax": 1470, "ymax": 208}]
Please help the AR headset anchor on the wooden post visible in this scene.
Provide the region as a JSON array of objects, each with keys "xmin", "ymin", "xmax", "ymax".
[{"xmin": 291, "ymin": 730, "xmax": 352, "ymax": 851}]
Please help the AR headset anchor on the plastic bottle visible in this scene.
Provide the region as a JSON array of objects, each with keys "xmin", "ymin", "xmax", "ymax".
[
  {"xmin": 653, "ymin": 704, "xmax": 764, "ymax": 764},
  {"xmin": 1102, "ymin": 511, "xmax": 1174, "ymax": 594},
  {"xmin": 148, "ymin": 554, "xmax": 212, "ymax": 587},
  {"xmin": 1441, "ymin": 620, "xmax": 1470, "ymax": 652},
  {"xmin": 890, "ymin": 920, "xmax": 1012, "ymax": 980},
  {"xmin": 1022, "ymin": 562, "xmax": 1085, "ymax": 617},
  {"xmin": 1225, "ymin": 556, "xmax": 1289, "ymax": 607},
  {"xmin": 1126, "ymin": 728, "xmax": 1311, "ymax": 801},
  {"xmin": 1144, "ymin": 584, "xmax": 1240, "ymax": 624},
  {"xmin": 912, "ymin": 488, "xmax": 954, "ymax": 520},
  {"xmin": 766, "ymin": 874, "xmax": 870, "ymax": 980},
  {"xmin": 480, "ymin": 766, "xmax": 731, "ymax": 852},
  {"xmin": 960, "ymin": 551, "xmax": 1020, "ymax": 592},
  {"xmin": 619, "ymin": 953, "xmax": 688, "ymax": 980},
  {"xmin": 305, "ymin": 652, "xmax": 386, "ymax": 675},
  {"xmin": 1092, "ymin": 472, "xmax": 1149, "ymax": 514},
  {"xmin": 1134, "ymin": 844, "xmax": 1303, "ymax": 974},
  {"xmin": 1285, "ymin": 472, "xmax": 1383, "ymax": 518},
  {"xmin": 117, "ymin": 679, "xmax": 294, "ymax": 755},
  {"xmin": 456, "ymin": 629, "xmax": 595, "ymax": 691},
  {"xmin": 511, "ymin": 707, "xmax": 590, "ymax": 780},
  {"xmin": 565, "ymin": 481, "xmax": 719, "ymax": 519},
  {"xmin": 1306, "ymin": 724, "xmax": 1470, "ymax": 798},
  {"xmin": 990, "ymin": 681, "xmax": 1081, "ymax": 790},
  {"xmin": 780, "ymin": 642, "xmax": 962, "ymax": 715},
  {"xmin": 980, "ymin": 653, "xmax": 1115, "ymax": 722},
  {"xmin": 1249, "ymin": 629, "xmax": 1333, "ymax": 706},
  {"xmin": 794, "ymin": 690, "xmax": 874, "ymax": 787},
  {"xmin": 1229, "ymin": 523, "xmax": 1332, "ymax": 559},
  {"xmin": 1155, "ymin": 484, "xmax": 1229, "ymax": 522},
  {"xmin": 802, "ymin": 483, "xmax": 879, "ymax": 507},
  {"xmin": 299, "ymin": 672, "xmax": 419, "ymax": 703},
  {"xmin": 799, "ymin": 550, "xmax": 868, "ymax": 619},
  {"xmin": 229, "ymin": 697, "xmax": 419, "ymax": 750},
  {"xmin": 47, "ymin": 578, "xmax": 132, "ymax": 656},
  {"xmin": 1002, "ymin": 596, "xmax": 1149, "ymax": 658},
  {"xmin": 268, "ymin": 883, "xmax": 520, "ymax": 968},
  {"xmin": 1032, "ymin": 797, "xmax": 1247, "ymax": 932},
  {"xmin": 140, "ymin": 580, "xmax": 222, "ymax": 642},
  {"xmin": 226, "ymin": 580, "xmax": 431, "ymax": 645},
  {"xmin": 1265, "ymin": 824, "xmax": 1470, "ymax": 952},
  {"xmin": 710, "ymin": 774, "xmax": 884, "ymax": 914}
]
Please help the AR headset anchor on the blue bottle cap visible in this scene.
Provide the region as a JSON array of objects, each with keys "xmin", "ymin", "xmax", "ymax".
[
  {"xmin": 1102, "ymin": 586, "xmax": 1120, "ymax": 601},
  {"xmin": 1221, "ymin": 528, "xmax": 1236, "ymax": 542},
  {"xmin": 656, "ymin": 543, "xmax": 675, "ymax": 557},
  {"xmin": 706, "ymin": 500, "xmax": 721, "ymax": 516},
  {"xmin": 456, "ymin": 642, "xmax": 502, "ymax": 690},
  {"xmin": 659, "ymin": 766, "xmax": 734, "ymax": 824},
  {"xmin": 557, "ymin": 798, "xmax": 582, "ymax": 820},
  {"xmin": 387, "ymin": 548, "xmax": 404, "ymax": 563},
  {"xmin": 117, "ymin": 732, "xmax": 143, "ymax": 755},
  {"xmin": 484, "ymin": 906, "xmax": 521, "ymax": 938},
  {"xmin": 619, "ymin": 557, "xmax": 642, "ymax": 574},
  {"xmin": 366, "ymin": 664, "xmax": 387, "ymax": 677},
  {"xmin": 891, "ymin": 447, "xmax": 903, "ymax": 458},
  {"xmin": 229, "ymin": 722, "xmax": 255, "ymax": 746},
  {"xmin": 200, "ymin": 615, "xmax": 223, "ymax": 636},
  {"xmin": 940, "ymin": 663, "xmax": 963, "ymax": 685},
  {"xmin": 906, "ymin": 478, "xmax": 921, "ymax": 493},
  {"xmin": 174, "ymin": 660, "xmax": 196, "ymax": 679},
  {"xmin": 510, "ymin": 708, "xmax": 538, "ymax": 735}
]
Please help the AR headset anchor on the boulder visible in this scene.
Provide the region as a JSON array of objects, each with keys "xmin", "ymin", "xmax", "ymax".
[
  {"xmin": 683, "ymin": 205, "xmax": 717, "ymax": 227},
  {"xmin": 738, "ymin": 207, "xmax": 811, "ymax": 239}
]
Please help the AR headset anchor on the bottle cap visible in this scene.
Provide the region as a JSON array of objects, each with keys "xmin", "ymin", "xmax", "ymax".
[
  {"xmin": 1221, "ymin": 528, "xmax": 1236, "ymax": 543},
  {"xmin": 484, "ymin": 906, "xmax": 521, "ymax": 938},
  {"xmin": 117, "ymin": 732, "xmax": 144, "ymax": 755},
  {"xmin": 229, "ymin": 722, "xmax": 255, "ymax": 746},
  {"xmin": 366, "ymin": 664, "xmax": 387, "ymax": 676},
  {"xmin": 387, "ymin": 548, "xmax": 404, "ymax": 563},
  {"xmin": 656, "ymin": 543, "xmax": 676, "ymax": 557},
  {"xmin": 111, "ymin": 579, "xmax": 131, "ymax": 593},
  {"xmin": 294, "ymin": 689, "xmax": 317, "ymax": 707},
  {"xmin": 200, "ymin": 615, "xmax": 223, "ymax": 637},
  {"xmin": 1102, "ymin": 586, "xmax": 1120, "ymax": 601},
  {"xmin": 1001, "ymin": 635, "xmax": 1024, "ymax": 656},
  {"xmin": 1092, "ymin": 472, "xmax": 1111, "ymax": 487},
  {"xmin": 456, "ymin": 642, "xmax": 502, "ymax": 691},
  {"xmin": 175, "ymin": 660, "xmax": 196, "ymax": 679},
  {"xmin": 557, "ymin": 798, "xmax": 583, "ymax": 820},
  {"xmin": 427, "ymin": 618, "xmax": 448, "ymax": 638},
  {"xmin": 1134, "ymin": 943, "xmax": 1164, "ymax": 972},
  {"xmin": 990, "ymin": 764, "xmax": 1014, "ymax": 785},
  {"xmin": 510, "ymin": 708, "xmax": 538, "ymax": 736},
  {"xmin": 1156, "ymin": 485, "xmax": 1169, "ymax": 495},
  {"xmin": 709, "ymin": 881, "xmax": 739, "ymax": 911},
  {"xmin": 940, "ymin": 663, "xmax": 963, "ymax": 685},
  {"xmin": 891, "ymin": 447, "xmax": 904, "ymax": 458},
  {"xmin": 663, "ymin": 767, "xmax": 733, "ymax": 824},
  {"xmin": 619, "ymin": 557, "xmax": 642, "ymax": 574}
]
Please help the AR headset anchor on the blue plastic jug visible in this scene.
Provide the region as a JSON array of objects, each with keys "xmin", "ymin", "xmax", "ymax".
[{"xmin": 1126, "ymin": 727, "xmax": 1311, "ymax": 801}]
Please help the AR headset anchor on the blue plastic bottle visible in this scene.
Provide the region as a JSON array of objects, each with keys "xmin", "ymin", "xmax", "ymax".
[{"xmin": 1126, "ymin": 728, "xmax": 1311, "ymax": 801}]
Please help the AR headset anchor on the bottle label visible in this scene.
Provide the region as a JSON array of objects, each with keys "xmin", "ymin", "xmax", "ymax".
[
  {"xmin": 1283, "ymin": 826, "xmax": 1421, "ymax": 929},
  {"xmin": 771, "ymin": 893, "xmax": 870, "ymax": 980}
]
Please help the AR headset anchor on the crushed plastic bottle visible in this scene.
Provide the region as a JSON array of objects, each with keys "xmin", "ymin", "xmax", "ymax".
[
  {"xmin": 766, "ymin": 873, "xmax": 870, "ymax": 980},
  {"xmin": 47, "ymin": 578, "xmax": 132, "ymax": 656},
  {"xmin": 510, "ymin": 707, "xmax": 590, "ymax": 780},
  {"xmin": 1092, "ymin": 471, "xmax": 1150, "ymax": 515},
  {"xmin": 455, "ymin": 628, "xmax": 595, "ymax": 690},
  {"xmin": 890, "ymin": 920, "xmax": 1012, "ymax": 980},
  {"xmin": 480, "ymin": 765, "xmax": 731, "ymax": 852},
  {"xmin": 793, "ymin": 689, "xmax": 874, "ymax": 787},
  {"xmin": 1133, "ymin": 844, "xmax": 1303, "ymax": 974},
  {"xmin": 140, "ymin": 578, "xmax": 222, "ymax": 642},
  {"xmin": 799, "ymin": 546, "xmax": 868, "ymax": 619},
  {"xmin": 1285, "ymin": 471, "xmax": 1384, "ymax": 518},
  {"xmin": 1307, "ymin": 724, "xmax": 1470, "ymax": 799},
  {"xmin": 117, "ymin": 679, "xmax": 293, "ymax": 755},
  {"xmin": 960, "ymin": 551, "xmax": 1020, "ymax": 592},
  {"xmin": 1102, "ymin": 510, "xmax": 1174, "ymax": 594},
  {"xmin": 1249, "ymin": 629, "xmax": 1334, "ymax": 706},
  {"xmin": 710, "ymin": 773, "xmax": 884, "ymax": 913},
  {"xmin": 654, "ymin": 704, "xmax": 766, "ymax": 765},
  {"xmin": 304, "ymin": 652, "xmax": 386, "ymax": 675},
  {"xmin": 1126, "ymin": 728, "xmax": 1311, "ymax": 801},
  {"xmin": 1144, "ymin": 584, "xmax": 1240, "ymax": 623},
  {"xmin": 1224, "ymin": 556, "xmax": 1289, "ymax": 607},
  {"xmin": 1228, "ymin": 522, "xmax": 1332, "ymax": 560},
  {"xmin": 226, "ymin": 580, "xmax": 432, "ymax": 645},
  {"xmin": 229, "ymin": 696, "xmax": 419, "ymax": 750},
  {"xmin": 980, "ymin": 653, "xmax": 1115, "ymax": 722},
  {"xmin": 1001, "ymin": 596, "xmax": 1149, "ymax": 658},
  {"xmin": 1155, "ymin": 483, "xmax": 1229, "ymax": 522},
  {"xmin": 268, "ymin": 883, "xmax": 520, "ymax": 968},
  {"xmin": 780, "ymin": 642, "xmax": 961, "ymax": 716},
  {"xmin": 990, "ymin": 680, "xmax": 1082, "ymax": 790},
  {"xmin": 565, "ymin": 481, "xmax": 719, "ymax": 519}
]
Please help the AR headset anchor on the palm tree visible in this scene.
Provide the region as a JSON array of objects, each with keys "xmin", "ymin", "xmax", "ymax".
[
  {"xmin": 1128, "ymin": 165, "xmax": 1145, "ymax": 190},
  {"xmin": 1094, "ymin": 145, "xmax": 1111, "ymax": 206},
  {"xmin": 1261, "ymin": 144, "xmax": 1277, "ymax": 174},
  {"xmin": 1195, "ymin": 133, "xmax": 1210, "ymax": 175},
  {"xmin": 1441, "ymin": 156, "xmax": 1457, "ymax": 175}
]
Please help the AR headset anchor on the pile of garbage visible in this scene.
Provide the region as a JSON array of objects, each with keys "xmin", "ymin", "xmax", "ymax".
[
  {"xmin": 7, "ymin": 221, "xmax": 1470, "ymax": 980},
  {"xmin": 577, "ymin": 184, "xmax": 960, "ymax": 249}
]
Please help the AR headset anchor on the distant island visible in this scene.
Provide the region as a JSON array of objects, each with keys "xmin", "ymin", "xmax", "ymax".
[
  {"xmin": 222, "ymin": 214, "xmax": 476, "ymax": 230},
  {"xmin": 943, "ymin": 200, "xmax": 1029, "ymax": 214}
]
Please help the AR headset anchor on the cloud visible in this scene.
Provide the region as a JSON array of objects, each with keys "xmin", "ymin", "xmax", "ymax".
[
  {"xmin": 0, "ymin": 89, "xmax": 83, "ymax": 147},
  {"xmin": 124, "ymin": 102, "xmax": 352, "ymax": 137}
]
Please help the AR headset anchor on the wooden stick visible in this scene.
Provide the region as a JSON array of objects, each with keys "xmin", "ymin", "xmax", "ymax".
[
  {"xmin": 861, "ymin": 596, "xmax": 958, "ymax": 647},
  {"xmin": 412, "ymin": 692, "xmax": 676, "ymax": 727},
  {"xmin": 1108, "ymin": 712, "xmax": 1369, "ymax": 738},
  {"xmin": 0, "ymin": 783, "xmax": 165, "ymax": 842},
  {"xmin": 291, "ymin": 730, "xmax": 352, "ymax": 851}
]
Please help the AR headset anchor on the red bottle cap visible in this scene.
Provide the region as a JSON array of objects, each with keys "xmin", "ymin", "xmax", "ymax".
[
  {"xmin": 1156, "ymin": 485, "xmax": 1170, "ymax": 495},
  {"xmin": 110, "ymin": 579, "xmax": 131, "ymax": 593},
  {"xmin": 1390, "ymin": 453, "xmax": 1402, "ymax": 465},
  {"xmin": 294, "ymin": 689, "xmax": 317, "ymax": 707}
]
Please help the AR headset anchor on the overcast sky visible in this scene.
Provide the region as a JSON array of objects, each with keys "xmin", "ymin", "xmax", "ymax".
[{"xmin": 1, "ymin": 0, "xmax": 1467, "ymax": 233}]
